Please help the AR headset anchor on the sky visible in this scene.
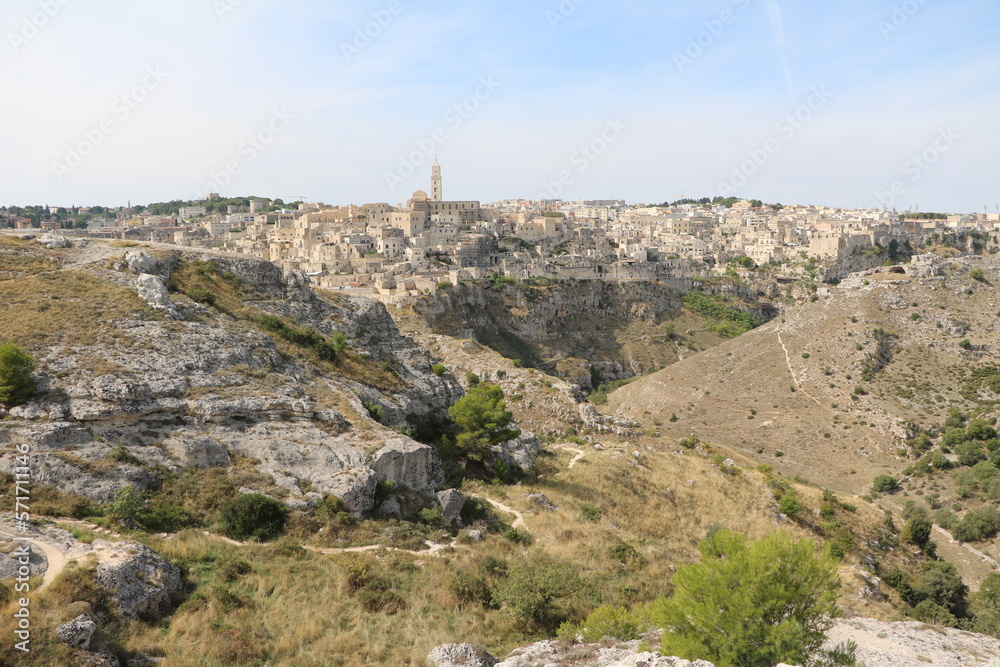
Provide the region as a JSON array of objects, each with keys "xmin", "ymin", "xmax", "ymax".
[{"xmin": 1, "ymin": 0, "xmax": 997, "ymax": 212}]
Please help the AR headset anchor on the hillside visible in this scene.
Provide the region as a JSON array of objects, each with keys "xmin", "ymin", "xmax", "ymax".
[
  {"xmin": 607, "ymin": 252, "xmax": 1000, "ymax": 496},
  {"xmin": 2, "ymin": 235, "xmax": 999, "ymax": 666}
]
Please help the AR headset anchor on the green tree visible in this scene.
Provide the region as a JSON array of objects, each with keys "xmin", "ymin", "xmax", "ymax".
[
  {"xmin": 913, "ymin": 561, "xmax": 968, "ymax": 619},
  {"xmin": 971, "ymin": 573, "xmax": 1000, "ymax": 636},
  {"xmin": 651, "ymin": 529, "xmax": 841, "ymax": 667},
  {"xmin": 449, "ymin": 383, "xmax": 520, "ymax": 461},
  {"xmin": 0, "ymin": 342, "xmax": 36, "ymax": 405}
]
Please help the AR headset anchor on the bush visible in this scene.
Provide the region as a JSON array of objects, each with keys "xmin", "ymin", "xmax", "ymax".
[
  {"xmin": 971, "ymin": 269, "xmax": 986, "ymax": 283},
  {"xmin": 188, "ymin": 287, "xmax": 218, "ymax": 305},
  {"xmin": 450, "ymin": 571, "xmax": 494, "ymax": 607},
  {"xmin": 0, "ymin": 342, "xmax": 35, "ymax": 405},
  {"xmin": 363, "ymin": 401, "xmax": 384, "ymax": 423},
  {"xmin": 952, "ymin": 506, "xmax": 1000, "ymax": 542},
  {"xmin": 575, "ymin": 605, "xmax": 641, "ymax": 642},
  {"xmin": 652, "ymin": 529, "xmax": 840, "ymax": 667},
  {"xmin": 580, "ymin": 505, "xmax": 604, "ymax": 522},
  {"xmin": 491, "ymin": 554, "xmax": 581, "ymax": 628},
  {"xmin": 105, "ymin": 485, "xmax": 143, "ymax": 525},
  {"xmin": 779, "ymin": 495, "xmax": 801, "ymax": 518},
  {"xmin": 872, "ymin": 475, "xmax": 899, "ymax": 493},
  {"xmin": 141, "ymin": 502, "xmax": 196, "ymax": 533},
  {"xmin": 431, "ymin": 363, "xmax": 446, "ymax": 377},
  {"xmin": 218, "ymin": 493, "xmax": 288, "ymax": 541},
  {"xmin": 902, "ymin": 515, "xmax": 932, "ymax": 547},
  {"xmin": 913, "ymin": 561, "xmax": 968, "ymax": 619}
]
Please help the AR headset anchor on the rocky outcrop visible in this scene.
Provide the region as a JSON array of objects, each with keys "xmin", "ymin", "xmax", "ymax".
[
  {"xmin": 0, "ymin": 249, "xmax": 478, "ymax": 518},
  {"xmin": 427, "ymin": 643, "xmax": 499, "ymax": 667},
  {"xmin": 93, "ymin": 541, "xmax": 182, "ymax": 620},
  {"xmin": 436, "ymin": 489, "xmax": 466, "ymax": 523},
  {"xmin": 36, "ymin": 233, "xmax": 72, "ymax": 249},
  {"xmin": 428, "ymin": 639, "xmax": 715, "ymax": 667},
  {"xmin": 56, "ymin": 614, "xmax": 97, "ymax": 650}
]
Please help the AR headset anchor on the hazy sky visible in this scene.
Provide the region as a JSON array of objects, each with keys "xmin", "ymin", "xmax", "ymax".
[{"xmin": 1, "ymin": 0, "xmax": 997, "ymax": 212}]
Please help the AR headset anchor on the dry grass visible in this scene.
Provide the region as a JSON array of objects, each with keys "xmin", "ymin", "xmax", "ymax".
[{"xmin": 0, "ymin": 270, "xmax": 153, "ymax": 347}]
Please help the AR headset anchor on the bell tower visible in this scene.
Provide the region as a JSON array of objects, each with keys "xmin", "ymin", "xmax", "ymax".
[{"xmin": 431, "ymin": 158, "xmax": 442, "ymax": 202}]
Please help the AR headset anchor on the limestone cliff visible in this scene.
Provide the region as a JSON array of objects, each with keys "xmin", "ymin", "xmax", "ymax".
[{"xmin": 0, "ymin": 239, "xmax": 497, "ymax": 517}]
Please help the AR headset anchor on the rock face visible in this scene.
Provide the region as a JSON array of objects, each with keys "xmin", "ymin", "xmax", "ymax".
[
  {"xmin": 427, "ymin": 643, "xmax": 499, "ymax": 667},
  {"xmin": 493, "ymin": 640, "xmax": 715, "ymax": 667},
  {"xmin": 93, "ymin": 541, "xmax": 182, "ymax": 620},
  {"xmin": 56, "ymin": 614, "xmax": 97, "ymax": 650},
  {"xmin": 0, "ymin": 249, "xmax": 499, "ymax": 518},
  {"xmin": 824, "ymin": 617, "xmax": 1000, "ymax": 667},
  {"xmin": 436, "ymin": 489, "xmax": 466, "ymax": 523}
]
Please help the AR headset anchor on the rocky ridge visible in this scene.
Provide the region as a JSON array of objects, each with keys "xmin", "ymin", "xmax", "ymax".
[{"xmin": 0, "ymin": 239, "xmax": 539, "ymax": 517}]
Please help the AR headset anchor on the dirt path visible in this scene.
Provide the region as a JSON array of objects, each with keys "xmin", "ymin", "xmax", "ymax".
[
  {"xmin": 483, "ymin": 497, "xmax": 526, "ymax": 529},
  {"xmin": 0, "ymin": 529, "xmax": 69, "ymax": 591},
  {"xmin": 552, "ymin": 444, "xmax": 587, "ymax": 469}
]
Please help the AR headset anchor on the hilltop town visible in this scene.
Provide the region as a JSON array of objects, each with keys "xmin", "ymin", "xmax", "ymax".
[{"xmin": 4, "ymin": 162, "xmax": 998, "ymax": 308}]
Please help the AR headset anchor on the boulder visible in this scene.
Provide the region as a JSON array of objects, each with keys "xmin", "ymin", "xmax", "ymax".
[
  {"xmin": 427, "ymin": 643, "xmax": 499, "ymax": 667},
  {"xmin": 324, "ymin": 469, "xmax": 378, "ymax": 518},
  {"xmin": 436, "ymin": 489, "xmax": 466, "ymax": 523},
  {"xmin": 136, "ymin": 274, "xmax": 179, "ymax": 319},
  {"xmin": 56, "ymin": 614, "xmax": 96, "ymax": 650},
  {"xmin": 124, "ymin": 251, "xmax": 159, "ymax": 275},
  {"xmin": 162, "ymin": 433, "xmax": 232, "ymax": 469},
  {"xmin": 37, "ymin": 234, "xmax": 71, "ymax": 249},
  {"xmin": 371, "ymin": 439, "xmax": 445, "ymax": 492},
  {"xmin": 94, "ymin": 542, "xmax": 182, "ymax": 620}
]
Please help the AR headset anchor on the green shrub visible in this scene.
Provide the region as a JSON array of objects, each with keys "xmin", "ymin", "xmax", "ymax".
[
  {"xmin": 779, "ymin": 495, "xmax": 801, "ymax": 517},
  {"xmin": 952, "ymin": 506, "xmax": 1000, "ymax": 542},
  {"xmin": 580, "ymin": 505, "xmax": 604, "ymax": 522},
  {"xmin": 0, "ymin": 342, "xmax": 35, "ymax": 405},
  {"xmin": 431, "ymin": 364, "xmax": 446, "ymax": 377},
  {"xmin": 141, "ymin": 502, "xmax": 196, "ymax": 533},
  {"xmin": 491, "ymin": 554, "xmax": 581, "ymax": 628},
  {"xmin": 450, "ymin": 572, "xmax": 494, "ymax": 607},
  {"xmin": 105, "ymin": 485, "xmax": 143, "ymax": 525},
  {"xmin": 502, "ymin": 527, "xmax": 532, "ymax": 545},
  {"xmin": 188, "ymin": 287, "xmax": 218, "ymax": 305},
  {"xmin": 679, "ymin": 436, "xmax": 700, "ymax": 449},
  {"xmin": 218, "ymin": 493, "xmax": 288, "ymax": 541},
  {"xmin": 970, "ymin": 269, "xmax": 986, "ymax": 283},
  {"xmin": 902, "ymin": 515, "xmax": 933, "ymax": 547},
  {"xmin": 576, "ymin": 605, "xmax": 641, "ymax": 642},
  {"xmin": 363, "ymin": 401, "xmax": 384, "ymax": 423},
  {"xmin": 652, "ymin": 529, "xmax": 840, "ymax": 667},
  {"xmin": 872, "ymin": 475, "xmax": 899, "ymax": 493}
]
